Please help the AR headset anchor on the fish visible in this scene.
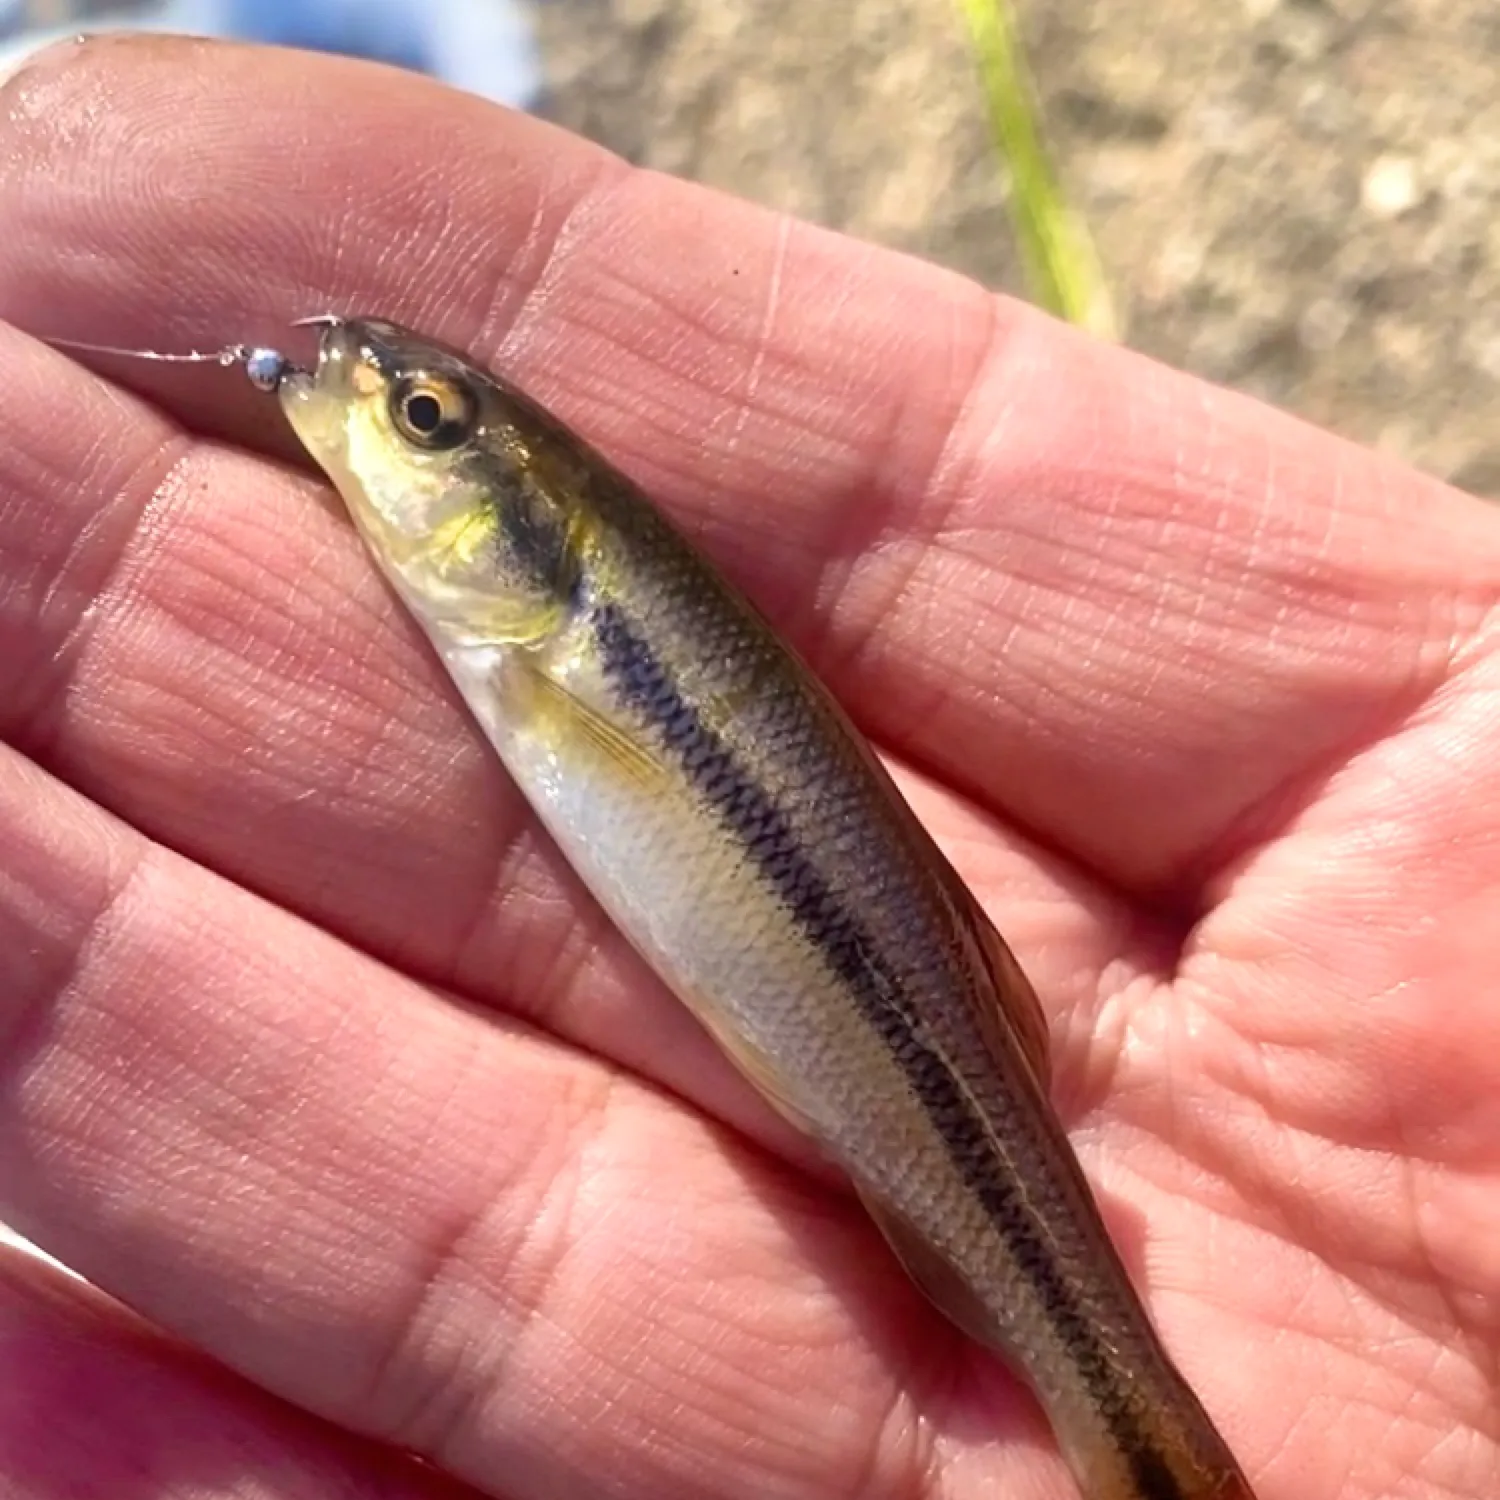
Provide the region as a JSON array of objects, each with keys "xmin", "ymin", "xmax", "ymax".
[{"xmin": 47, "ymin": 314, "xmax": 1260, "ymax": 1500}]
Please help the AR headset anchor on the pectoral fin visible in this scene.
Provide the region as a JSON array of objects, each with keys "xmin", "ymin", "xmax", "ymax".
[
  {"xmin": 683, "ymin": 998, "xmax": 823, "ymax": 1139},
  {"xmin": 853, "ymin": 1182, "xmax": 1016, "ymax": 1361},
  {"xmin": 521, "ymin": 665, "xmax": 667, "ymax": 787}
]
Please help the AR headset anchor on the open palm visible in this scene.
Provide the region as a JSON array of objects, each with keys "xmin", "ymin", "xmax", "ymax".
[{"xmin": 1, "ymin": 37, "xmax": 1495, "ymax": 1500}]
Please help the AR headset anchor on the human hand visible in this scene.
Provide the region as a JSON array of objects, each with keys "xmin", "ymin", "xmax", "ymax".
[{"xmin": 0, "ymin": 36, "xmax": 1495, "ymax": 1500}]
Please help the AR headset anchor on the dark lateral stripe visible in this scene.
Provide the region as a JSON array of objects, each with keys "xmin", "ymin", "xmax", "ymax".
[
  {"xmin": 1131, "ymin": 1448, "xmax": 1189, "ymax": 1500},
  {"xmin": 589, "ymin": 602, "xmax": 1167, "ymax": 1468},
  {"xmin": 471, "ymin": 453, "xmax": 576, "ymax": 599}
]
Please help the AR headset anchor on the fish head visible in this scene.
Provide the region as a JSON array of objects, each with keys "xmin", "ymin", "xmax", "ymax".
[{"xmin": 279, "ymin": 316, "xmax": 581, "ymax": 647}]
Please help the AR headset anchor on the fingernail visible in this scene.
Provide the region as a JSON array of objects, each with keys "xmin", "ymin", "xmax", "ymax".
[{"xmin": 0, "ymin": 32, "xmax": 90, "ymax": 92}]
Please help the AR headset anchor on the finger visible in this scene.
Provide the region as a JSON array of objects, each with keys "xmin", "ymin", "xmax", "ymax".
[
  {"xmin": 0, "ymin": 321, "xmax": 1128, "ymax": 1151},
  {"xmin": 0, "ymin": 747, "xmax": 1087, "ymax": 1500},
  {"xmin": 6, "ymin": 38, "xmax": 1498, "ymax": 900},
  {"xmin": 0, "ymin": 1247, "xmax": 468, "ymax": 1500}
]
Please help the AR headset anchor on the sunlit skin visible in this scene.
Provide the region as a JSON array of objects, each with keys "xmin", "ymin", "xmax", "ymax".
[{"xmin": 1, "ymin": 34, "xmax": 1499, "ymax": 1500}]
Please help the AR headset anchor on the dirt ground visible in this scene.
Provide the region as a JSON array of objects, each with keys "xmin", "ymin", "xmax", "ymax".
[{"xmin": 529, "ymin": 0, "xmax": 1500, "ymax": 500}]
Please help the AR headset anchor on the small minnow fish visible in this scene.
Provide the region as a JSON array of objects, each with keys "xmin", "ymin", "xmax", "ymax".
[{"xmin": 48, "ymin": 317, "xmax": 1260, "ymax": 1500}]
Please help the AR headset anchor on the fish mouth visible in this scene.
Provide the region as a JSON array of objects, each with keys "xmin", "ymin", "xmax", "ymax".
[
  {"xmin": 289, "ymin": 312, "xmax": 346, "ymax": 333},
  {"xmin": 275, "ymin": 321, "xmax": 362, "ymax": 460}
]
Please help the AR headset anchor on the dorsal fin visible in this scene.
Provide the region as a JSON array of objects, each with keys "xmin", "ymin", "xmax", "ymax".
[{"xmin": 963, "ymin": 900, "xmax": 1053, "ymax": 1089}]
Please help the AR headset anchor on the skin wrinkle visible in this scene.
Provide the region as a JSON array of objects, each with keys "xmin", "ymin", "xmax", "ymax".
[
  {"xmin": 502, "ymin": 193, "xmax": 953, "ymax": 560},
  {"xmin": 1399, "ymin": 1166, "xmax": 1500, "ymax": 1407},
  {"xmin": 1233, "ymin": 1258, "xmax": 1484, "ymax": 1493},
  {"xmin": 0, "ymin": 754, "xmax": 146, "ymax": 1077},
  {"xmin": 21, "ymin": 415, "xmax": 124, "ymax": 607},
  {"xmin": 723, "ymin": 213, "xmax": 791, "ymax": 466},
  {"xmin": 463, "ymin": 154, "xmax": 634, "ymax": 380},
  {"xmin": 136, "ymin": 494, "xmax": 357, "ymax": 710},
  {"xmin": 1020, "ymin": 450, "xmax": 1416, "ymax": 675},
  {"xmin": 443, "ymin": 135, "xmax": 638, "ymax": 358},
  {"xmin": 558, "ymin": 276, "xmax": 882, "ymax": 606},
  {"xmin": 1385, "ymin": 1054, "xmax": 1473, "ymax": 1362},
  {"xmin": 491, "ymin": 1125, "xmax": 875, "ymax": 1500},
  {"xmin": 511, "ymin": 1076, "xmax": 685, "ymax": 1477},
  {"xmin": 43, "ymin": 798, "xmax": 663, "ymax": 1488},
  {"xmin": 271, "ymin": 564, "xmax": 480, "ymax": 822},
  {"xmin": 0, "ymin": 1257, "xmax": 466, "ymax": 1500},
  {"xmin": 806, "ymin": 294, "xmax": 1003, "ymax": 706},
  {"xmin": 490, "ymin": 173, "xmax": 743, "ymax": 423},
  {"xmin": 819, "ymin": 535, "xmax": 938, "ymax": 725},
  {"xmin": 53, "ymin": 448, "xmax": 492, "ymax": 917},
  {"xmin": 1130, "ymin": 1069, "xmax": 1499, "ymax": 1410},
  {"xmin": 1104, "ymin": 1037, "xmax": 1372, "ymax": 1281},
  {"xmin": 356, "ymin": 1051, "xmax": 559, "ymax": 1462},
  {"xmin": 513, "ymin": 1085, "xmax": 731, "ymax": 1468},
  {"xmin": 440, "ymin": 819, "xmax": 581, "ymax": 1031},
  {"xmin": 478, "ymin": 901, "xmax": 668, "ymax": 1106},
  {"xmin": 851, "ymin": 1382, "xmax": 936, "ymax": 1500},
  {"xmin": 1170, "ymin": 640, "xmax": 1450, "ymax": 907},
  {"xmin": 343, "ymin": 149, "xmax": 470, "ymax": 307},
  {"xmin": 1, "ymin": 410, "xmax": 193, "ymax": 762},
  {"xmin": 129, "ymin": 451, "xmax": 544, "ymax": 974}
]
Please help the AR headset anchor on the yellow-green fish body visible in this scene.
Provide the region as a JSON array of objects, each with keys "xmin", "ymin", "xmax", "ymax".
[{"xmin": 278, "ymin": 318, "xmax": 1258, "ymax": 1500}]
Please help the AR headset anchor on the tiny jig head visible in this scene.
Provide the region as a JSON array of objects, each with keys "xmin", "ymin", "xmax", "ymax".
[{"xmin": 37, "ymin": 316, "xmax": 347, "ymax": 393}]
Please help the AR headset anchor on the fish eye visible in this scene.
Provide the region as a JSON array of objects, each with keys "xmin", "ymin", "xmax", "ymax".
[{"xmin": 389, "ymin": 373, "xmax": 478, "ymax": 451}]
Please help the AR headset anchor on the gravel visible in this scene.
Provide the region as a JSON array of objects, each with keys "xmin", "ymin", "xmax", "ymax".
[{"xmin": 529, "ymin": 0, "xmax": 1500, "ymax": 499}]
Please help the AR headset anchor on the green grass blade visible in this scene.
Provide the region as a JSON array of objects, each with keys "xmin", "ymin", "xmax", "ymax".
[{"xmin": 956, "ymin": 0, "xmax": 1118, "ymax": 339}]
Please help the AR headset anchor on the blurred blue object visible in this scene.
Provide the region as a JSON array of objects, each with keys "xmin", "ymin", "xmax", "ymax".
[{"xmin": 0, "ymin": 0, "xmax": 541, "ymax": 107}]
